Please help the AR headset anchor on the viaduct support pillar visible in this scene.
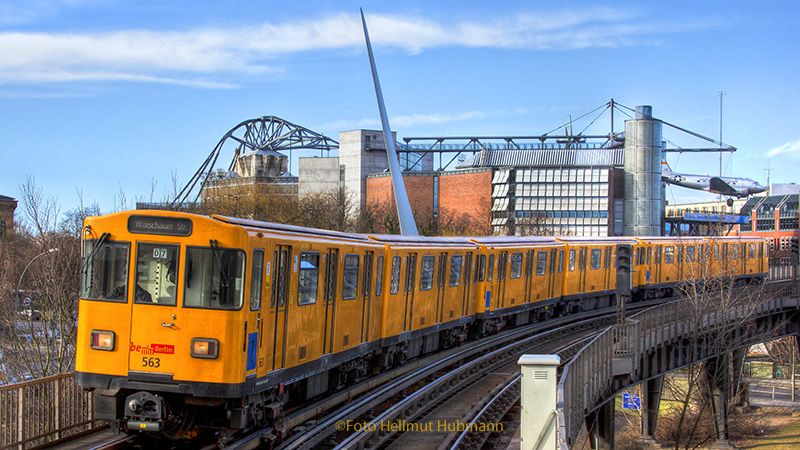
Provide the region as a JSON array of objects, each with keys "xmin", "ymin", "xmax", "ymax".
[
  {"xmin": 706, "ymin": 354, "xmax": 735, "ymax": 449},
  {"xmin": 586, "ymin": 399, "xmax": 615, "ymax": 450},
  {"xmin": 640, "ymin": 376, "xmax": 663, "ymax": 443}
]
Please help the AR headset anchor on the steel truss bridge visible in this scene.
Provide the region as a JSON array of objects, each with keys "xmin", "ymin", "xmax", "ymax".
[{"xmin": 172, "ymin": 116, "xmax": 339, "ymax": 206}]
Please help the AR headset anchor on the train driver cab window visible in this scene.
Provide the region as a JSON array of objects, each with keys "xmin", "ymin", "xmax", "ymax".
[
  {"xmin": 730, "ymin": 244, "xmax": 739, "ymax": 260},
  {"xmin": 184, "ymin": 245, "xmax": 245, "ymax": 310},
  {"xmin": 590, "ymin": 249, "xmax": 602, "ymax": 270},
  {"xmin": 135, "ymin": 243, "xmax": 178, "ymax": 305},
  {"xmin": 568, "ymin": 249, "xmax": 576, "ymax": 271},
  {"xmin": 510, "ymin": 252, "xmax": 523, "ymax": 278},
  {"xmin": 342, "ymin": 254, "xmax": 359, "ymax": 300},
  {"xmin": 390, "ymin": 256, "xmax": 401, "ymax": 295},
  {"xmin": 748, "ymin": 243, "xmax": 757, "ymax": 259},
  {"xmin": 449, "ymin": 255, "xmax": 463, "ymax": 287},
  {"xmin": 81, "ymin": 239, "xmax": 130, "ymax": 302},
  {"xmin": 420, "ymin": 256, "xmax": 435, "ymax": 290},
  {"xmin": 298, "ymin": 252, "xmax": 320, "ymax": 305},
  {"xmin": 664, "ymin": 246, "xmax": 675, "ymax": 265},
  {"xmin": 536, "ymin": 251, "xmax": 547, "ymax": 276}
]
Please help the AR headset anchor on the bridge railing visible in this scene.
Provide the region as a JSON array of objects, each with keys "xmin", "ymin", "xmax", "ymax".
[
  {"xmin": 557, "ymin": 276, "xmax": 798, "ymax": 449},
  {"xmin": 0, "ymin": 373, "xmax": 104, "ymax": 450}
]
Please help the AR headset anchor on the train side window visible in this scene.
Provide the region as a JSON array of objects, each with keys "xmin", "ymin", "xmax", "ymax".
[
  {"xmin": 549, "ymin": 249, "xmax": 556, "ymax": 273},
  {"xmin": 449, "ymin": 255, "xmax": 463, "ymax": 287},
  {"xmin": 603, "ymin": 248, "xmax": 611, "ymax": 269},
  {"xmin": 390, "ymin": 256, "xmax": 401, "ymax": 295},
  {"xmin": 647, "ymin": 247, "xmax": 652, "ymax": 265},
  {"xmin": 438, "ymin": 253, "xmax": 448, "ymax": 287},
  {"xmin": 375, "ymin": 255, "xmax": 384, "ymax": 296},
  {"xmin": 568, "ymin": 249, "xmax": 576, "ymax": 271},
  {"xmin": 714, "ymin": 244, "xmax": 720, "ymax": 260},
  {"xmin": 664, "ymin": 246, "xmax": 675, "ymax": 265},
  {"xmin": 487, "ymin": 254, "xmax": 494, "ymax": 282},
  {"xmin": 298, "ymin": 252, "xmax": 320, "ymax": 305},
  {"xmin": 730, "ymin": 244, "xmax": 739, "ymax": 260},
  {"xmin": 510, "ymin": 252, "xmax": 523, "ymax": 279},
  {"xmin": 748, "ymin": 243, "xmax": 756, "ymax": 259},
  {"xmin": 526, "ymin": 250, "xmax": 534, "ymax": 277},
  {"xmin": 250, "ymin": 250, "xmax": 264, "ymax": 310},
  {"xmin": 420, "ymin": 255, "xmax": 435, "ymax": 290},
  {"xmin": 685, "ymin": 246, "xmax": 695, "ymax": 263},
  {"xmin": 362, "ymin": 252, "xmax": 373, "ymax": 297},
  {"xmin": 184, "ymin": 246, "xmax": 245, "ymax": 310},
  {"xmin": 589, "ymin": 249, "xmax": 601, "ymax": 270},
  {"xmin": 342, "ymin": 254, "xmax": 359, "ymax": 300},
  {"xmin": 558, "ymin": 250, "xmax": 564, "ymax": 273},
  {"xmin": 81, "ymin": 240, "xmax": 130, "ymax": 302},
  {"xmin": 475, "ymin": 254, "xmax": 486, "ymax": 282},
  {"xmin": 135, "ymin": 243, "xmax": 179, "ymax": 306},
  {"xmin": 536, "ymin": 251, "xmax": 547, "ymax": 276},
  {"xmin": 498, "ymin": 252, "xmax": 507, "ymax": 280}
]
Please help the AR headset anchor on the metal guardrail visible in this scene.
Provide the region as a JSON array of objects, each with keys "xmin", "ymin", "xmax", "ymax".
[
  {"xmin": 0, "ymin": 373, "xmax": 103, "ymax": 450},
  {"xmin": 557, "ymin": 267, "xmax": 799, "ymax": 449}
]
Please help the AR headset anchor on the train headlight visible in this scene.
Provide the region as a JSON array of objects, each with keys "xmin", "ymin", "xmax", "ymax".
[
  {"xmin": 191, "ymin": 338, "xmax": 219, "ymax": 359},
  {"xmin": 90, "ymin": 330, "xmax": 115, "ymax": 351}
]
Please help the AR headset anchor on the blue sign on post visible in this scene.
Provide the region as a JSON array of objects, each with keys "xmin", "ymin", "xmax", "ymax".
[{"xmin": 623, "ymin": 393, "xmax": 641, "ymax": 409}]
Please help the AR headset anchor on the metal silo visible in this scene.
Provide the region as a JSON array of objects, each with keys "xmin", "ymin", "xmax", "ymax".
[{"xmin": 623, "ymin": 105, "xmax": 663, "ymax": 236}]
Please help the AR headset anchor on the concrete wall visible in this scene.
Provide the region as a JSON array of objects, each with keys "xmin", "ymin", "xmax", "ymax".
[
  {"xmin": 339, "ymin": 130, "xmax": 395, "ymax": 212},
  {"xmin": 299, "ymin": 157, "xmax": 342, "ymax": 197}
]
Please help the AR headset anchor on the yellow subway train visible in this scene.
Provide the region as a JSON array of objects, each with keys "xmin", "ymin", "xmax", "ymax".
[{"xmin": 75, "ymin": 210, "xmax": 768, "ymax": 441}]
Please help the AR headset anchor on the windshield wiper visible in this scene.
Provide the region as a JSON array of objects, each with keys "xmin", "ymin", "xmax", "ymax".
[
  {"xmin": 80, "ymin": 232, "xmax": 110, "ymax": 274},
  {"xmin": 209, "ymin": 240, "xmax": 231, "ymax": 302}
]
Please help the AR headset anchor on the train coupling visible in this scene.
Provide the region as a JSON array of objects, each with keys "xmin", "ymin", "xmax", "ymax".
[{"xmin": 124, "ymin": 391, "xmax": 164, "ymax": 432}]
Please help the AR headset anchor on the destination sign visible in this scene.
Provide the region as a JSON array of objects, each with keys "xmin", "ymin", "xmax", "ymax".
[{"xmin": 127, "ymin": 216, "xmax": 192, "ymax": 237}]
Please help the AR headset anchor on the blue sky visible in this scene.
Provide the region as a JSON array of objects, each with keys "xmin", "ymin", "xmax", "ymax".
[{"xmin": 1, "ymin": 0, "xmax": 799, "ymax": 217}]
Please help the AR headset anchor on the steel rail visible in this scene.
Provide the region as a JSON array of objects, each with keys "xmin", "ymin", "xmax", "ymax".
[{"xmin": 332, "ymin": 315, "xmax": 616, "ymax": 449}]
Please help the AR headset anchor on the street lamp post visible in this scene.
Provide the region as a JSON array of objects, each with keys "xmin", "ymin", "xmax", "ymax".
[{"xmin": 15, "ymin": 248, "xmax": 59, "ymax": 314}]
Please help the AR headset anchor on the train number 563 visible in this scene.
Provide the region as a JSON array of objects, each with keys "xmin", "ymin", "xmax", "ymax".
[{"xmin": 142, "ymin": 357, "xmax": 160, "ymax": 368}]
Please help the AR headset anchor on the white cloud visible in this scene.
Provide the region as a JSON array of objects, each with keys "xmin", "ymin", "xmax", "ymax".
[
  {"xmin": 766, "ymin": 139, "xmax": 800, "ymax": 157},
  {"xmin": 0, "ymin": 9, "xmax": 717, "ymax": 88}
]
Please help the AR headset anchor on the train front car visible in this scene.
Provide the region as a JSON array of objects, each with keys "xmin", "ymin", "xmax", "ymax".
[{"xmin": 75, "ymin": 210, "xmax": 250, "ymax": 439}]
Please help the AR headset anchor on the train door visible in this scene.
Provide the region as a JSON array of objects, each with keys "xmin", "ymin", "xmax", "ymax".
[
  {"xmin": 524, "ymin": 250, "xmax": 534, "ymax": 303},
  {"xmin": 654, "ymin": 245, "xmax": 662, "ymax": 283},
  {"xmin": 462, "ymin": 252, "xmax": 473, "ymax": 316},
  {"xmin": 404, "ymin": 253, "xmax": 417, "ymax": 330},
  {"xmin": 247, "ymin": 249, "xmax": 264, "ymax": 377},
  {"xmin": 322, "ymin": 249, "xmax": 338, "ymax": 354},
  {"xmin": 549, "ymin": 249, "xmax": 559, "ymax": 299},
  {"xmin": 270, "ymin": 245, "xmax": 291, "ymax": 370},
  {"xmin": 497, "ymin": 251, "xmax": 508, "ymax": 309},
  {"xmin": 578, "ymin": 248, "xmax": 588, "ymax": 293},
  {"xmin": 360, "ymin": 252, "xmax": 373, "ymax": 344},
  {"xmin": 128, "ymin": 242, "xmax": 180, "ymax": 375},
  {"xmin": 436, "ymin": 253, "xmax": 447, "ymax": 322}
]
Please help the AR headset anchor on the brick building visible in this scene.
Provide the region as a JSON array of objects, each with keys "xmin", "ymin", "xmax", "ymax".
[
  {"xmin": 0, "ymin": 195, "xmax": 16, "ymax": 238},
  {"xmin": 366, "ymin": 169, "xmax": 492, "ymax": 231}
]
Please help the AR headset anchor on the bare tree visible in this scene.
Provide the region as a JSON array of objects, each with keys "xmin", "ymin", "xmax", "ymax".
[
  {"xmin": 654, "ymin": 241, "xmax": 776, "ymax": 449},
  {"xmin": 0, "ymin": 178, "xmax": 84, "ymax": 383}
]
